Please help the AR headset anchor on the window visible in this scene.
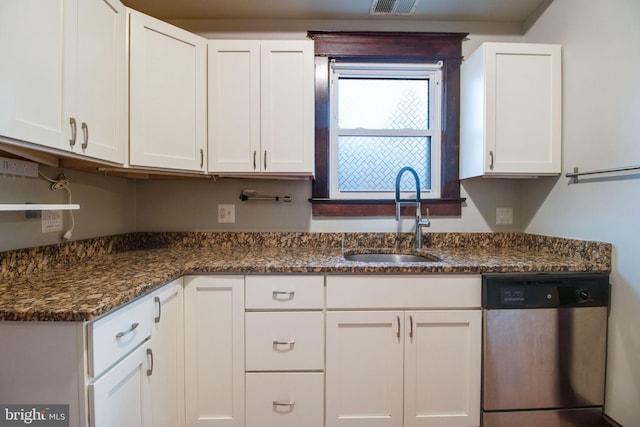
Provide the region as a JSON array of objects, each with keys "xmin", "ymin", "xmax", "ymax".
[
  {"xmin": 330, "ymin": 62, "xmax": 442, "ymax": 200},
  {"xmin": 308, "ymin": 31, "xmax": 467, "ymax": 217}
]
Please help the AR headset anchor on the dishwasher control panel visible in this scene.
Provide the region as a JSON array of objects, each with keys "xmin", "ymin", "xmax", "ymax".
[{"xmin": 482, "ymin": 272, "xmax": 609, "ymax": 309}]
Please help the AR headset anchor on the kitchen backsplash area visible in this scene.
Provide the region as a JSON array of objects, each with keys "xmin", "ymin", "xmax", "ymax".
[{"xmin": 0, "ymin": 231, "xmax": 612, "ymax": 281}]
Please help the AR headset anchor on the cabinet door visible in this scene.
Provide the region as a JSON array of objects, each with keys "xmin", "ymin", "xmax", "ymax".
[
  {"xmin": 184, "ymin": 276, "xmax": 245, "ymax": 427},
  {"xmin": 150, "ymin": 279, "xmax": 184, "ymax": 427},
  {"xmin": 484, "ymin": 43, "xmax": 561, "ymax": 175},
  {"xmin": 404, "ymin": 310, "xmax": 481, "ymax": 427},
  {"xmin": 129, "ymin": 11, "xmax": 207, "ymax": 172},
  {"xmin": 208, "ymin": 40, "xmax": 261, "ymax": 173},
  {"xmin": 71, "ymin": 0, "xmax": 126, "ymax": 164},
  {"xmin": 246, "ymin": 372, "xmax": 324, "ymax": 427},
  {"xmin": 0, "ymin": 0, "xmax": 73, "ymax": 151},
  {"xmin": 89, "ymin": 342, "xmax": 153, "ymax": 427},
  {"xmin": 326, "ymin": 311, "xmax": 404, "ymax": 427},
  {"xmin": 260, "ymin": 40, "xmax": 314, "ymax": 174}
]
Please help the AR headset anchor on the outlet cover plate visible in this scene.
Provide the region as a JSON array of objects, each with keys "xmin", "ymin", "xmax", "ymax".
[
  {"xmin": 0, "ymin": 156, "xmax": 38, "ymax": 177},
  {"xmin": 218, "ymin": 204, "xmax": 235, "ymax": 223},
  {"xmin": 42, "ymin": 210, "xmax": 63, "ymax": 233},
  {"xmin": 496, "ymin": 207, "xmax": 514, "ymax": 225}
]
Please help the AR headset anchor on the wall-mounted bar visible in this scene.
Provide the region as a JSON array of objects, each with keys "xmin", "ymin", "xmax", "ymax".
[
  {"xmin": 239, "ymin": 189, "xmax": 292, "ymax": 202},
  {"xmin": 566, "ymin": 165, "xmax": 640, "ymax": 183}
]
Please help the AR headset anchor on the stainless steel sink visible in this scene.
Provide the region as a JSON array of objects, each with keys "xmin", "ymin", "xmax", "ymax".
[{"xmin": 343, "ymin": 251, "xmax": 439, "ymax": 263}]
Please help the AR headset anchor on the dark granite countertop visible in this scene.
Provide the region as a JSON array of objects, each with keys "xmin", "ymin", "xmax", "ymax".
[{"xmin": 0, "ymin": 232, "xmax": 612, "ymax": 321}]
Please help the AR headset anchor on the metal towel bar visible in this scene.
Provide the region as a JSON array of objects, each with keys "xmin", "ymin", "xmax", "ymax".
[
  {"xmin": 566, "ymin": 165, "xmax": 640, "ymax": 183},
  {"xmin": 239, "ymin": 189, "xmax": 292, "ymax": 202}
]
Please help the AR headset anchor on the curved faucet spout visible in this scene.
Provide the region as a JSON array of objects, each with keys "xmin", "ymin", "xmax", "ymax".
[
  {"xmin": 394, "ymin": 166, "xmax": 430, "ymax": 249},
  {"xmin": 395, "ymin": 166, "xmax": 421, "ymax": 203}
]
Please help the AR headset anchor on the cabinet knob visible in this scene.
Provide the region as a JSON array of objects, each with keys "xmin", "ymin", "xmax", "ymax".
[
  {"xmin": 489, "ymin": 151, "xmax": 494, "ymax": 170},
  {"xmin": 253, "ymin": 150, "xmax": 257, "ymax": 170}
]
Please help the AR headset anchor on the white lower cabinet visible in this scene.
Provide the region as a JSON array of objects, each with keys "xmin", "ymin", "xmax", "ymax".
[
  {"xmin": 87, "ymin": 292, "xmax": 154, "ymax": 427},
  {"xmin": 403, "ymin": 310, "xmax": 482, "ymax": 427},
  {"xmin": 149, "ymin": 278, "xmax": 185, "ymax": 427},
  {"xmin": 325, "ymin": 275, "xmax": 482, "ymax": 427},
  {"xmin": 246, "ymin": 372, "xmax": 324, "ymax": 427},
  {"xmin": 326, "ymin": 311, "xmax": 404, "ymax": 427},
  {"xmin": 0, "ymin": 273, "xmax": 482, "ymax": 427},
  {"xmin": 88, "ymin": 342, "xmax": 153, "ymax": 427},
  {"xmin": 244, "ymin": 275, "xmax": 325, "ymax": 427},
  {"xmin": 184, "ymin": 275, "xmax": 245, "ymax": 427}
]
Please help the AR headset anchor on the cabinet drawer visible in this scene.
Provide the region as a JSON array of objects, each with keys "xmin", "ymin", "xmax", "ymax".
[
  {"xmin": 246, "ymin": 312, "xmax": 324, "ymax": 371},
  {"xmin": 326, "ymin": 275, "xmax": 481, "ymax": 309},
  {"xmin": 246, "ymin": 372, "xmax": 323, "ymax": 427},
  {"xmin": 245, "ymin": 275, "xmax": 323, "ymax": 309},
  {"xmin": 87, "ymin": 295, "xmax": 153, "ymax": 378}
]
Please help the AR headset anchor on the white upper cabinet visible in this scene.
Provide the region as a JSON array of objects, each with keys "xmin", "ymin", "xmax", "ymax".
[
  {"xmin": 208, "ymin": 40, "xmax": 314, "ymax": 175},
  {"xmin": 72, "ymin": 0, "xmax": 127, "ymax": 164},
  {"xmin": 0, "ymin": 0, "xmax": 72, "ymax": 152},
  {"xmin": 129, "ymin": 10, "xmax": 207, "ymax": 172},
  {"xmin": 0, "ymin": 0, "xmax": 127, "ymax": 164},
  {"xmin": 460, "ymin": 42, "xmax": 562, "ymax": 179}
]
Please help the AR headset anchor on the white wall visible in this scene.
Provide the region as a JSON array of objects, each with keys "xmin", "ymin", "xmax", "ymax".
[
  {"xmin": 0, "ymin": 167, "xmax": 136, "ymax": 251},
  {"xmin": 522, "ymin": 1, "xmax": 640, "ymax": 425}
]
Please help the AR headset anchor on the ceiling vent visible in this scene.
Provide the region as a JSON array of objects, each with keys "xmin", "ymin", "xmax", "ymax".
[{"xmin": 370, "ymin": 0, "xmax": 420, "ymax": 15}]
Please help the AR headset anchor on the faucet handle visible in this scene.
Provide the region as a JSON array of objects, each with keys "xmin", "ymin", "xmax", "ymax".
[{"xmin": 418, "ymin": 208, "xmax": 431, "ymax": 227}]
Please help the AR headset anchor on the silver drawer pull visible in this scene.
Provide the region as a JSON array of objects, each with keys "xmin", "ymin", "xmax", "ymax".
[
  {"xmin": 154, "ymin": 296, "xmax": 161, "ymax": 323},
  {"xmin": 146, "ymin": 348, "xmax": 154, "ymax": 376},
  {"xmin": 81, "ymin": 122, "xmax": 88, "ymax": 150},
  {"xmin": 272, "ymin": 290, "xmax": 295, "ymax": 300},
  {"xmin": 69, "ymin": 117, "xmax": 77, "ymax": 147},
  {"xmin": 273, "ymin": 339, "xmax": 295, "ymax": 346},
  {"xmin": 273, "ymin": 401, "xmax": 295, "ymax": 407},
  {"xmin": 115, "ymin": 322, "xmax": 139, "ymax": 338}
]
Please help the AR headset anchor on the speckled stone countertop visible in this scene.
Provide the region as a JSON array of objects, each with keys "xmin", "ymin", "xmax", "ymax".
[{"xmin": 0, "ymin": 232, "xmax": 611, "ymax": 322}]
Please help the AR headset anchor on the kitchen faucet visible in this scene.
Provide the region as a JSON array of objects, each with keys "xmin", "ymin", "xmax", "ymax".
[{"xmin": 395, "ymin": 166, "xmax": 430, "ymax": 249}]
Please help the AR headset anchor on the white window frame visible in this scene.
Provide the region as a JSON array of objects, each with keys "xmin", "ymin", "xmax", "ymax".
[{"xmin": 329, "ymin": 61, "xmax": 443, "ymax": 200}]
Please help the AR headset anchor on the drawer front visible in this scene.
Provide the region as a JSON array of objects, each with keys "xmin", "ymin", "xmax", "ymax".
[
  {"xmin": 245, "ymin": 275, "xmax": 324, "ymax": 310},
  {"xmin": 326, "ymin": 275, "xmax": 481, "ymax": 309},
  {"xmin": 246, "ymin": 372, "xmax": 324, "ymax": 427},
  {"xmin": 88, "ymin": 295, "xmax": 153, "ymax": 378},
  {"xmin": 245, "ymin": 312, "xmax": 324, "ymax": 371}
]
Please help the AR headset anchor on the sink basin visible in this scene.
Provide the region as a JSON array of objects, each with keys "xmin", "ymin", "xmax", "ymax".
[{"xmin": 343, "ymin": 251, "xmax": 439, "ymax": 263}]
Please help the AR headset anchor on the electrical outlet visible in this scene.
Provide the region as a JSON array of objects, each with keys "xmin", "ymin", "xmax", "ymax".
[
  {"xmin": 217, "ymin": 204, "xmax": 235, "ymax": 223},
  {"xmin": 0, "ymin": 156, "xmax": 38, "ymax": 178},
  {"xmin": 496, "ymin": 207, "xmax": 514, "ymax": 225},
  {"xmin": 42, "ymin": 210, "xmax": 63, "ymax": 233}
]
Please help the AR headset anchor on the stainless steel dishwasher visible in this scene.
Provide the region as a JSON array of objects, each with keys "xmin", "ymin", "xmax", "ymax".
[{"xmin": 481, "ymin": 272, "xmax": 610, "ymax": 427}]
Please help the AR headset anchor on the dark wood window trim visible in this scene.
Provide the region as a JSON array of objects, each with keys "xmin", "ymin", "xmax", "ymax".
[{"xmin": 308, "ymin": 31, "xmax": 468, "ymax": 217}]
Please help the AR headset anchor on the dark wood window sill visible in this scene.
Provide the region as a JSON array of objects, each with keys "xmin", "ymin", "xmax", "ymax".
[
  {"xmin": 308, "ymin": 31, "xmax": 468, "ymax": 218},
  {"xmin": 309, "ymin": 198, "xmax": 465, "ymax": 217}
]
